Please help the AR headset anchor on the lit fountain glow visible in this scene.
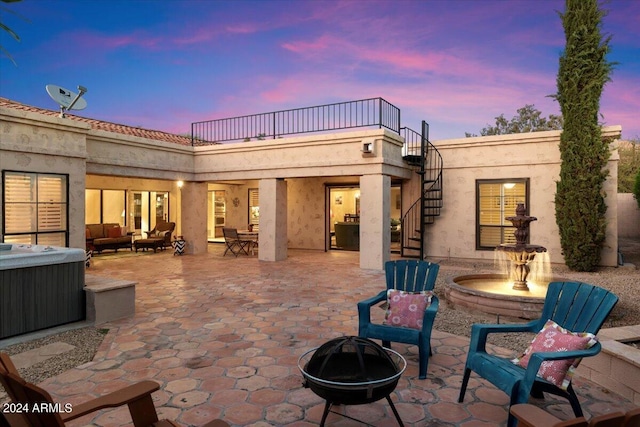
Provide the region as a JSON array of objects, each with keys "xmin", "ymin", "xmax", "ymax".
[
  {"xmin": 445, "ymin": 204, "xmax": 554, "ymax": 319},
  {"xmin": 495, "ymin": 203, "xmax": 547, "ymax": 291}
]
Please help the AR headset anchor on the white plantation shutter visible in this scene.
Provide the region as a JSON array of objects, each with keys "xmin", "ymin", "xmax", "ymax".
[
  {"xmin": 37, "ymin": 175, "xmax": 66, "ymax": 231},
  {"xmin": 478, "ymin": 183, "xmax": 503, "ymax": 225},
  {"xmin": 4, "ymin": 173, "xmax": 36, "ymax": 234},
  {"xmin": 2, "ymin": 172, "xmax": 67, "ymax": 245}
]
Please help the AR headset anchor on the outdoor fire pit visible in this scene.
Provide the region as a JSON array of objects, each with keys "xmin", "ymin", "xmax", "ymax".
[{"xmin": 298, "ymin": 336, "xmax": 406, "ymax": 426}]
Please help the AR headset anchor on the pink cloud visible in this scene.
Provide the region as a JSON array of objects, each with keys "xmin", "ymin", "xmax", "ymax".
[
  {"xmin": 225, "ymin": 24, "xmax": 261, "ymax": 34},
  {"xmin": 70, "ymin": 29, "xmax": 162, "ymax": 50}
]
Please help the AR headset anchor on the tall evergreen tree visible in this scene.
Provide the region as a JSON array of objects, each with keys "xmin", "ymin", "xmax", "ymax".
[{"xmin": 554, "ymin": 0, "xmax": 614, "ymax": 271}]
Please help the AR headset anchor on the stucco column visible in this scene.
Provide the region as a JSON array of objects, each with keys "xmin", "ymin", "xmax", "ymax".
[
  {"xmin": 180, "ymin": 182, "xmax": 208, "ymax": 255},
  {"xmin": 259, "ymin": 178, "xmax": 288, "ymax": 261},
  {"xmin": 359, "ymin": 174, "xmax": 391, "ymax": 270}
]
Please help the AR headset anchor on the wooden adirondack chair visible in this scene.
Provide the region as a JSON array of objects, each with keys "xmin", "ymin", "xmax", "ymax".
[
  {"xmin": 511, "ymin": 403, "xmax": 639, "ymax": 427},
  {"xmin": 458, "ymin": 282, "xmax": 619, "ymax": 427},
  {"xmin": 0, "ymin": 352, "xmax": 228, "ymax": 427},
  {"xmin": 623, "ymin": 408, "xmax": 640, "ymax": 427},
  {"xmin": 357, "ymin": 260, "xmax": 440, "ymax": 379}
]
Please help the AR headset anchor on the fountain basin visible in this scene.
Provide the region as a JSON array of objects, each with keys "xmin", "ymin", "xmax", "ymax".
[{"xmin": 445, "ymin": 274, "xmax": 549, "ymax": 320}]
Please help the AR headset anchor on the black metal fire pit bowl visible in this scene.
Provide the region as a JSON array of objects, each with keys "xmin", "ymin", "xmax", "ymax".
[{"xmin": 298, "ymin": 336, "xmax": 407, "ymax": 426}]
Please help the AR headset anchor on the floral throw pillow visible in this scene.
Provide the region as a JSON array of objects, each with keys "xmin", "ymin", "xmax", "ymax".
[
  {"xmin": 511, "ymin": 319, "xmax": 598, "ymax": 390},
  {"xmin": 383, "ymin": 290, "xmax": 433, "ymax": 330}
]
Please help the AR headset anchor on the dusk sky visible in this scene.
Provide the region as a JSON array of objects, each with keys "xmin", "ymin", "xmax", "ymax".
[{"xmin": 1, "ymin": 0, "xmax": 638, "ymax": 141}]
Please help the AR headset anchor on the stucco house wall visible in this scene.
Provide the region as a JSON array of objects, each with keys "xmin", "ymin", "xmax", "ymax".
[
  {"xmin": 0, "ymin": 108, "xmax": 89, "ymax": 249},
  {"xmin": 426, "ymin": 127, "xmax": 621, "ymax": 266},
  {"xmin": 287, "ymin": 178, "xmax": 326, "ymax": 250},
  {"xmin": 618, "ymin": 193, "xmax": 640, "ymax": 238}
]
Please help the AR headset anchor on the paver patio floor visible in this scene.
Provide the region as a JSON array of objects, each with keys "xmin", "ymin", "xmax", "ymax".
[{"xmin": 37, "ymin": 246, "xmax": 636, "ymax": 426}]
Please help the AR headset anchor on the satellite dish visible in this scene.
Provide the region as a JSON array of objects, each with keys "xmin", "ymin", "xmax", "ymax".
[{"xmin": 46, "ymin": 84, "xmax": 88, "ymax": 117}]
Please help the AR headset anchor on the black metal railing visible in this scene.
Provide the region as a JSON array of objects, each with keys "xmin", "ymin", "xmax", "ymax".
[{"xmin": 191, "ymin": 97, "xmax": 400, "ymax": 145}]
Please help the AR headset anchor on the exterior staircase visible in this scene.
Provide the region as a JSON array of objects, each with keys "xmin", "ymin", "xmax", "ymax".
[{"xmin": 400, "ymin": 121, "xmax": 444, "ymax": 259}]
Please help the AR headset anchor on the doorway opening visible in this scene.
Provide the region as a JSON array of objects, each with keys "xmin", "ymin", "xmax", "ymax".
[{"xmin": 326, "ymin": 185, "xmax": 401, "ymax": 252}]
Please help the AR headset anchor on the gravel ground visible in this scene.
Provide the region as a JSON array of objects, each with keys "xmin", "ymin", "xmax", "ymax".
[
  {"xmin": 0, "ymin": 328, "xmax": 107, "ymax": 385},
  {"xmin": 1, "ymin": 238, "xmax": 638, "ymax": 387}
]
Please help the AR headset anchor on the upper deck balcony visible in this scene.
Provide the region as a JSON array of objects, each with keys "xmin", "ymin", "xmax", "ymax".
[{"xmin": 190, "ymin": 97, "xmax": 401, "ymax": 146}]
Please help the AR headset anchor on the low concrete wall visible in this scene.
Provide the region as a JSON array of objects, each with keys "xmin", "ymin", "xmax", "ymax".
[
  {"xmin": 577, "ymin": 325, "xmax": 640, "ymax": 406},
  {"xmin": 618, "ymin": 193, "xmax": 640, "ymax": 238}
]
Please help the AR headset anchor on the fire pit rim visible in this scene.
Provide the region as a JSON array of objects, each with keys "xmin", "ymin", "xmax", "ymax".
[{"xmin": 297, "ymin": 345, "xmax": 407, "ymax": 388}]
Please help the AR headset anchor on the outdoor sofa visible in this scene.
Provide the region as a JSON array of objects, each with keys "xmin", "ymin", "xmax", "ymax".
[{"xmin": 86, "ymin": 223, "xmax": 132, "ymax": 253}]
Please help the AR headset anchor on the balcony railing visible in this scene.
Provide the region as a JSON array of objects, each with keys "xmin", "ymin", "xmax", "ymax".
[{"xmin": 190, "ymin": 97, "xmax": 400, "ymax": 145}]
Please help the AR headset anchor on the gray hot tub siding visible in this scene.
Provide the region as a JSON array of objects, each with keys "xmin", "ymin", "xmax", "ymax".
[{"xmin": 0, "ymin": 261, "xmax": 85, "ymax": 339}]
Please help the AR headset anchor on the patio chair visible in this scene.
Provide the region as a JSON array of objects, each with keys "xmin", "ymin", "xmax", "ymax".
[
  {"xmin": 0, "ymin": 352, "xmax": 229, "ymax": 427},
  {"xmin": 222, "ymin": 227, "xmax": 252, "ymax": 257},
  {"xmin": 357, "ymin": 259, "xmax": 440, "ymax": 379},
  {"xmin": 144, "ymin": 221, "xmax": 176, "ymax": 248},
  {"xmin": 510, "ymin": 403, "xmax": 633, "ymax": 427},
  {"xmin": 458, "ymin": 282, "xmax": 619, "ymax": 427}
]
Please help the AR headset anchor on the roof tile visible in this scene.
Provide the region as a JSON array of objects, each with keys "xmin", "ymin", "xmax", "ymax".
[{"xmin": 0, "ymin": 97, "xmax": 194, "ymax": 146}]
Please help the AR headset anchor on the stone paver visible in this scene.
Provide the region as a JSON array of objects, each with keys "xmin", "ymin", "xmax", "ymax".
[
  {"xmin": 11, "ymin": 342, "xmax": 76, "ymax": 369},
  {"xmin": 14, "ymin": 246, "xmax": 639, "ymax": 426}
]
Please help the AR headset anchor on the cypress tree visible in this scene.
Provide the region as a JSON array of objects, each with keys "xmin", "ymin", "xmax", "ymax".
[{"xmin": 554, "ymin": 0, "xmax": 614, "ymax": 271}]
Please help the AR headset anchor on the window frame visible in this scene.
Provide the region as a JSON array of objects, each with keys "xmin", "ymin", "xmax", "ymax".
[
  {"xmin": 2, "ymin": 170, "xmax": 70, "ymax": 246},
  {"xmin": 475, "ymin": 178, "xmax": 530, "ymax": 250}
]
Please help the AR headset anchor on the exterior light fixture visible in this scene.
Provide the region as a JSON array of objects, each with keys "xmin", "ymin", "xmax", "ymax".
[{"xmin": 177, "ymin": 181, "xmax": 184, "ymax": 189}]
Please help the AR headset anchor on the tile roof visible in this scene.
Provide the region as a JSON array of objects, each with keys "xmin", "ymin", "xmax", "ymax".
[{"xmin": 0, "ymin": 97, "xmax": 194, "ymax": 146}]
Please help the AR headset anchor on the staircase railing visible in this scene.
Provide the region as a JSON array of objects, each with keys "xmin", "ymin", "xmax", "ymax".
[
  {"xmin": 400, "ymin": 121, "xmax": 443, "ymax": 259},
  {"xmin": 191, "ymin": 97, "xmax": 401, "ymax": 145}
]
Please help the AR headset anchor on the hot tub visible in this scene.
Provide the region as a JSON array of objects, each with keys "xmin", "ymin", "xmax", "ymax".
[{"xmin": 0, "ymin": 244, "xmax": 86, "ymax": 339}]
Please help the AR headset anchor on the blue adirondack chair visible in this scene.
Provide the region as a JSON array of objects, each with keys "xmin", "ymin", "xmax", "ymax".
[
  {"xmin": 458, "ymin": 281, "xmax": 618, "ymax": 427},
  {"xmin": 357, "ymin": 260, "xmax": 440, "ymax": 379}
]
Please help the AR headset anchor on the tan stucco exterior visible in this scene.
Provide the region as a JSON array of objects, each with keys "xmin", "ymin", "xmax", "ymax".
[
  {"xmin": 1, "ymin": 101, "xmax": 622, "ymax": 269},
  {"xmin": 428, "ymin": 128, "xmax": 621, "ymax": 266}
]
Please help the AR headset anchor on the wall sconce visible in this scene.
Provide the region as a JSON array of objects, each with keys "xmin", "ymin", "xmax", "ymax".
[
  {"xmin": 361, "ymin": 138, "xmax": 375, "ymax": 156},
  {"xmin": 177, "ymin": 181, "xmax": 184, "ymax": 189}
]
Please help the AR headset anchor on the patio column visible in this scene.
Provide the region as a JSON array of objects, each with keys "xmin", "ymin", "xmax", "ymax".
[
  {"xmin": 359, "ymin": 174, "xmax": 391, "ymax": 270},
  {"xmin": 259, "ymin": 178, "xmax": 288, "ymax": 261},
  {"xmin": 180, "ymin": 181, "xmax": 208, "ymax": 255}
]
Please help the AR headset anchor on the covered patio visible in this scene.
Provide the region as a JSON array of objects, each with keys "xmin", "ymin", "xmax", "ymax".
[{"xmin": 9, "ymin": 246, "xmax": 635, "ymax": 426}]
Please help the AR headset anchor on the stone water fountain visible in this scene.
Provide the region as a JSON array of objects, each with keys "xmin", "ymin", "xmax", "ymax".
[
  {"xmin": 495, "ymin": 203, "xmax": 547, "ymax": 291},
  {"xmin": 445, "ymin": 204, "xmax": 553, "ymax": 319}
]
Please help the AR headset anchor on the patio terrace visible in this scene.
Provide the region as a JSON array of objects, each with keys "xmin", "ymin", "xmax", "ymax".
[{"xmin": 4, "ymin": 246, "xmax": 636, "ymax": 426}]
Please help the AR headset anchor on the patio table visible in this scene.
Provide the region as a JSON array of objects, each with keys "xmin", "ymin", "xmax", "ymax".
[{"xmin": 237, "ymin": 231, "xmax": 258, "ymax": 255}]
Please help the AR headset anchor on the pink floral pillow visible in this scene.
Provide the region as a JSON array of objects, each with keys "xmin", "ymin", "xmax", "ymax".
[
  {"xmin": 512, "ymin": 319, "xmax": 598, "ymax": 390},
  {"xmin": 384, "ymin": 290, "xmax": 433, "ymax": 330}
]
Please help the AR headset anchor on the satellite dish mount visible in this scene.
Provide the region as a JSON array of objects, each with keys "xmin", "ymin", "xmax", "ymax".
[{"xmin": 45, "ymin": 84, "xmax": 88, "ymax": 118}]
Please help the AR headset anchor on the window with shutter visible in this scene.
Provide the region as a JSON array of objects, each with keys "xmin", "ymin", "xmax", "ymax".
[
  {"xmin": 476, "ymin": 179, "xmax": 529, "ymax": 250},
  {"xmin": 2, "ymin": 171, "xmax": 68, "ymax": 246}
]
